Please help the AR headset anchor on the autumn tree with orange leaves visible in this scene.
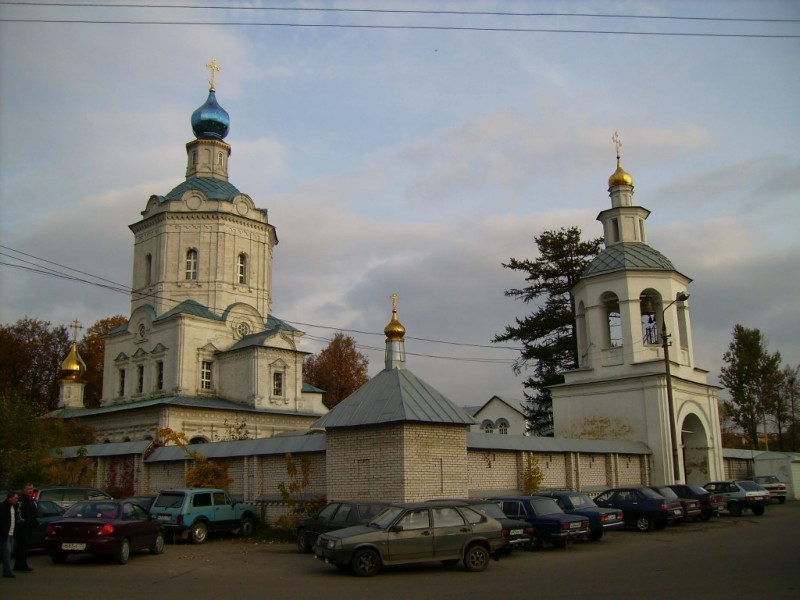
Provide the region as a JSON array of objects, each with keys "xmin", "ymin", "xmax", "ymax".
[{"xmin": 303, "ymin": 332, "xmax": 369, "ymax": 409}]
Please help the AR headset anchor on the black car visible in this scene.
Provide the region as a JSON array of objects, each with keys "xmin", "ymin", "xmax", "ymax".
[
  {"xmin": 649, "ymin": 486, "xmax": 702, "ymax": 521},
  {"xmin": 594, "ymin": 486, "xmax": 683, "ymax": 532},
  {"xmin": 296, "ymin": 500, "xmax": 390, "ymax": 553},
  {"xmin": 666, "ymin": 484, "xmax": 723, "ymax": 520},
  {"xmin": 535, "ymin": 491, "xmax": 624, "ymax": 540},
  {"xmin": 492, "ymin": 496, "xmax": 589, "ymax": 549}
]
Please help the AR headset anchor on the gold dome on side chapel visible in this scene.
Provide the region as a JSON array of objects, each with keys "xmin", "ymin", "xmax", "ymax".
[
  {"xmin": 384, "ymin": 293, "xmax": 406, "ymax": 341},
  {"xmin": 60, "ymin": 342, "xmax": 87, "ymax": 382},
  {"xmin": 608, "ymin": 156, "xmax": 634, "ymax": 188}
]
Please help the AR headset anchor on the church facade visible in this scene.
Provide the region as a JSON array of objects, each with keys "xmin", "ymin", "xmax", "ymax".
[{"xmin": 51, "ymin": 67, "xmax": 328, "ymax": 442}]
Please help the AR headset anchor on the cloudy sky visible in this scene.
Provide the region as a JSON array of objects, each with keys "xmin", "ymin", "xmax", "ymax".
[{"xmin": 1, "ymin": 0, "xmax": 798, "ymax": 409}]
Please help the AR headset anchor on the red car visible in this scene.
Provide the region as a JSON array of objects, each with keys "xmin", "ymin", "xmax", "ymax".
[{"xmin": 45, "ymin": 499, "xmax": 165, "ymax": 564}]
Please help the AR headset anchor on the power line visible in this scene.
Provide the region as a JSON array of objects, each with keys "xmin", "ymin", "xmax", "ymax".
[{"xmin": 0, "ymin": 245, "xmax": 523, "ymax": 362}]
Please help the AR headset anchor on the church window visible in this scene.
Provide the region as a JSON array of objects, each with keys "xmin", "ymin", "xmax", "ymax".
[
  {"xmin": 191, "ymin": 150, "xmax": 197, "ymax": 165},
  {"xmin": 273, "ymin": 372, "xmax": 284, "ymax": 396},
  {"xmin": 186, "ymin": 249, "xmax": 198, "ymax": 280},
  {"xmin": 602, "ymin": 293, "xmax": 622, "ymax": 347},
  {"xmin": 136, "ymin": 365, "xmax": 144, "ymax": 394},
  {"xmin": 118, "ymin": 369, "xmax": 126, "ymax": 397},
  {"xmin": 201, "ymin": 360, "xmax": 213, "ymax": 390},
  {"xmin": 145, "ymin": 254, "xmax": 152, "ymax": 286},
  {"xmin": 678, "ymin": 303, "xmax": 689, "ymax": 349},
  {"xmin": 237, "ymin": 253, "xmax": 247, "ymax": 284},
  {"xmin": 640, "ymin": 293, "xmax": 659, "ymax": 345},
  {"xmin": 610, "ymin": 218, "xmax": 620, "ymax": 243},
  {"xmin": 156, "ymin": 361, "xmax": 164, "ymax": 390},
  {"xmin": 217, "ymin": 151, "xmax": 224, "ymax": 165}
]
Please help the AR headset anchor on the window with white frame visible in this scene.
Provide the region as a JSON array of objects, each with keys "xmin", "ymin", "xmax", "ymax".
[
  {"xmin": 497, "ymin": 420, "xmax": 509, "ymax": 435},
  {"xmin": 201, "ymin": 360, "xmax": 213, "ymax": 390},
  {"xmin": 186, "ymin": 249, "xmax": 198, "ymax": 280},
  {"xmin": 237, "ymin": 253, "xmax": 247, "ymax": 284},
  {"xmin": 273, "ymin": 372, "xmax": 284, "ymax": 396}
]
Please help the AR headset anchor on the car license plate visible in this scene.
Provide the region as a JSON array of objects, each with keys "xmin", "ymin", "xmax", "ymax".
[
  {"xmin": 606, "ymin": 515, "xmax": 616, "ymax": 521},
  {"xmin": 674, "ymin": 509, "xmax": 682, "ymax": 515},
  {"xmin": 510, "ymin": 529, "xmax": 523, "ymax": 535},
  {"xmin": 62, "ymin": 543, "xmax": 86, "ymax": 551},
  {"xmin": 569, "ymin": 522, "xmax": 582, "ymax": 529},
  {"xmin": 157, "ymin": 515, "xmax": 172, "ymax": 522}
]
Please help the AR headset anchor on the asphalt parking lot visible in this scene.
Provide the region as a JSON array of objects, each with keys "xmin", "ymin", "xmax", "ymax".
[{"xmin": 4, "ymin": 501, "xmax": 799, "ymax": 600}]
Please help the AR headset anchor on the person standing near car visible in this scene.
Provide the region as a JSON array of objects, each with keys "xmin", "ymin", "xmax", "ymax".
[
  {"xmin": 1, "ymin": 490, "xmax": 20, "ymax": 578},
  {"xmin": 13, "ymin": 483, "xmax": 37, "ymax": 573}
]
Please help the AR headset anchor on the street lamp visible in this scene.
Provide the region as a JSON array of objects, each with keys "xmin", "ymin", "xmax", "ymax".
[{"xmin": 662, "ymin": 291, "xmax": 690, "ymax": 483}]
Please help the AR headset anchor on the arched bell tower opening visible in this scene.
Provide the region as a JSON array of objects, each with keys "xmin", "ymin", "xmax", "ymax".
[{"xmin": 681, "ymin": 413, "xmax": 712, "ymax": 485}]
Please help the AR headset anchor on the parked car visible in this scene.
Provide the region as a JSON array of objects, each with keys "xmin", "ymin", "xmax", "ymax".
[
  {"xmin": 29, "ymin": 499, "xmax": 66, "ymax": 550},
  {"xmin": 650, "ymin": 486, "xmax": 702, "ymax": 521},
  {"xmin": 535, "ymin": 491, "xmax": 624, "ymax": 540},
  {"xmin": 34, "ymin": 486, "xmax": 113, "ymax": 509},
  {"xmin": 314, "ymin": 501, "xmax": 506, "ymax": 576},
  {"xmin": 150, "ymin": 488, "xmax": 258, "ymax": 543},
  {"xmin": 45, "ymin": 499, "xmax": 164, "ymax": 564},
  {"xmin": 491, "ymin": 496, "xmax": 589, "ymax": 549},
  {"xmin": 296, "ymin": 500, "xmax": 391, "ymax": 553},
  {"xmin": 666, "ymin": 484, "xmax": 724, "ymax": 520},
  {"xmin": 445, "ymin": 499, "xmax": 535, "ymax": 552},
  {"xmin": 703, "ymin": 480, "xmax": 771, "ymax": 516},
  {"xmin": 125, "ymin": 495, "xmax": 157, "ymax": 512},
  {"xmin": 753, "ymin": 476, "xmax": 787, "ymax": 504},
  {"xmin": 594, "ymin": 486, "xmax": 682, "ymax": 531}
]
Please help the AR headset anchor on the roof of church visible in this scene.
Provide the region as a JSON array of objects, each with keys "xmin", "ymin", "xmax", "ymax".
[
  {"xmin": 161, "ymin": 177, "xmax": 242, "ymax": 203},
  {"xmin": 312, "ymin": 367, "xmax": 476, "ymax": 429},
  {"xmin": 45, "ymin": 394, "xmax": 324, "ymax": 419},
  {"xmin": 156, "ymin": 299, "xmax": 224, "ymax": 322},
  {"xmin": 583, "ymin": 242, "xmax": 675, "ymax": 278}
]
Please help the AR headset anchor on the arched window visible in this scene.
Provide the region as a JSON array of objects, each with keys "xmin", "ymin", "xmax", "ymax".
[
  {"xmin": 497, "ymin": 419, "xmax": 509, "ymax": 435},
  {"xmin": 481, "ymin": 420, "xmax": 494, "ymax": 434},
  {"xmin": 185, "ymin": 249, "xmax": 198, "ymax": 280},
  {"xmin": 602, "ymin": 292, "xmax": 622, "ymax": 347},
  {"xmin": 640, "ymin": 291, "xmax": 659, "ymax": 345},
  {"xmin": 200, "ymin": 360, "xmax": 213, "ymax": 390},
  {"xmin": 237, "ymin": 253, "xmax": 247, "ymax": 284},
  {"xmin": 217, "ymin": 151, "xmax": 224, "ymax": 165}
]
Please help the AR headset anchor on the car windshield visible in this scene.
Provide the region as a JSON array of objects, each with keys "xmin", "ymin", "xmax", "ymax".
[
  {"xmin": 369, "ymin": 506, "xmax": 404, "ymax": 528},
  {"xmin": 738, "ymin": 481, "xmax": 765, "ymax": 491},
  {"xmin": 531, "ymin": 498, "xmax": 563, "ymax": 516},
  {"xmin": 753, "ymin": 476, "xmax": 778, "ymax": 484},
  {"xmin": 686, "ymin": 485, "xmax": 708, "ymax": 495},
  {"xmin": 65, "ymin": 501, "xmax": 120, "ymax": 519},
  {"xmin": 640, "ymin": 488, "xmax": 666, "ymax": 500},
  {"xmin": 153, "ymin": 493, "xmax": 185, "ymax": 509},
  {"xmin": 655, "ymin": 487, "xmax": 679, "ymax": 500},
  {"xmin": 470, "ymin": 502, "xmax": 507, "ymax": 520}
]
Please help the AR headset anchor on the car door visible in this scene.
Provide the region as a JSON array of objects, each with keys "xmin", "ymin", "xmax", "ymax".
[
  {"xmin": 122, "ymin": 501, "xmax": 149, "ymax": 551},
  {"xmin": 386, "ymin": 508, "xmax": 434, "ymax": 561},
  {"xmin": 431, "ymin": 506, "xmax": 470, "ymax": 558},
  {"xmin": 212, "ymin": 491, "xmax": 236, "ymax": 530}
]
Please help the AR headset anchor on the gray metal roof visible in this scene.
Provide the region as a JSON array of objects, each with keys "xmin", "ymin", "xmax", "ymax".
[
  {"xmin": 467, "ymin": 432, "xmax": 651, "ymax": 455},
  {"xmin": 155, "ymin": 299, "xmax": 223, "ymax": 322},
  {"xmin": 313, "ymin": 367, "xmax": 476, "ymax": 429},
  {"xmin": 583, "ymin": 243, "xmax": 675, "ymax": 278},
  {"xmin": 45, "ymin": 395, "xmax": 324, "ymax": 419},
  {"xmin": 54, "ymin": 440, "xmax": 153, "ymax": 459},
  {"xmin": 146, "ymin": 432, "xmax": 326, "ymax": 462},
  {"xmin": 721, "ymin": 448, "xmax": 764, "ymax": 460},
  {"xmin": 162, "ymin": 177, "xmax": 242, "ymax": 202}
]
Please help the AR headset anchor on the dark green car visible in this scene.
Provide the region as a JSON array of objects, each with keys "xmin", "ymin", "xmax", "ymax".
[{"xmin": 314, "ymin": 501, "xmax": 505, "ymax": 576}]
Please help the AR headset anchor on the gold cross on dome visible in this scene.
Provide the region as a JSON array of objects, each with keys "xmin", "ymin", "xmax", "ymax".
[
  {"xmin": 612, "ymin": 131, "xmax": 622, "ymax": 159},
  {"xmin": 390, "ymin": 293, "xmax": 399, "ymax": 313},
  {"xmin": 69, "ymin": 319, "xmax": 83, "ymax": 342},
  {"xmin": 205, "ymin": 58, "xmax": 222, "ymax": 90}
]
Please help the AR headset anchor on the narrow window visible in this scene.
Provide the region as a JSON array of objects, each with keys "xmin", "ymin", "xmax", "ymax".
[
  {"xmin": 145, "ymin": 254, "xmax": 152, "ymax": 286},
  {"xmin": 136, "ymin": 365, "xmax": 144, "ymax": 394},
  {"xmin": 610, "ymin": 218, "xmax": 620, "ymax": 243},
  {"xmin": 640, "ymin": 294, "xmax": 659, "ymax": 345},
  {"xmin": 217, "ymin": 151, "xmax": 224, "ymax": 165},
  {"xmin": 201, "ymin": 361, "xmax": 213, "ymax": 390},
  {"xmin": 678, "ymin": 304, "xmax": 689, "ymax": 349},
  {"xmin": 156, "ymin": 361, "xmax": 164, "ymax": 391},
  {"xmin": 192, "ymin": 150, "xmax": 197, "ymax": 165},
  {"xmin": 639, "ymin": 219, "xmax": 646, "ymax": 243},
  {"xmin": 118, "ymin": 369, "xmax": 126, "ymax": 397},
  {"xmin": 273, "ymin": 372, "xmax": 283, "ymax": 396},
  {"xmin": 186, "ymin": 249, "xmax": 198, "ymax": 280},
  {"xmin": 237, "ymin": 253, "xmax": 247, "ymax": 284}
]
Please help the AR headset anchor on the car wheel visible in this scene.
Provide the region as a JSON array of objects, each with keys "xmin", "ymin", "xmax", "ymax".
[
  {"xmin": 297, "ymin": 530, "xmax": 314, "ymax": 554},
  {"xmin": 751, "ymin": 506, "xmax": 765, "ymax": 516},
  {"xmin": 190, "ymin": 521, "xmax": 208, "ymax": 544},
  {"xmin": 587, "ymin": 529, "xmax": 604, "ymax": 541},
  {"xmin": 116, "ymin": 538, "xmax": 131, "ymax": 565},
  {"xmin": 238, "ymin": 516, "xmax": 255, "ymax": 537},
  {"xmin": 350, "ymin": 548, "xmax": 380, "ymax": 577},
  {"xmin": 463, "ymin": 544, "xmax": 490, "ymax": 572},
  {"xmin": 778, "ymin": 497, "xmax": 786, "ymax": 505},
  {"xmin": 150, "ymin": 531, "xmax": 165, "ymax": 554},
  {"xmin": 635, "ymin": 516, "xmax": 653, "ymax": 532},
  {"xmin": 727, "ymin": 502, "xmax": 742, "ymax": 517},
  {"xmin": 51, "ymin": 552, "xmax": 67, "ymax": 564}
]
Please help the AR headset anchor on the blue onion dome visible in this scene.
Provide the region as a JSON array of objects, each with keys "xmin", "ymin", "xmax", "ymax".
[{"xmin": 191, "ymin": 89, "xmax": 230, "ymax": 140}]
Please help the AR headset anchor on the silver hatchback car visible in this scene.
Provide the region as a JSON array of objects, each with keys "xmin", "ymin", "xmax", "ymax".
[{"xmin": 314, "ymin": 501, "xmax": 506, "ymax": 576}]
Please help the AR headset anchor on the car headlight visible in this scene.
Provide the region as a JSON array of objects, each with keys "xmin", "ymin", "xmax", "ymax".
[{"xmin": 325, "ymin": 539, "xmax": 340, "ymax": 550}]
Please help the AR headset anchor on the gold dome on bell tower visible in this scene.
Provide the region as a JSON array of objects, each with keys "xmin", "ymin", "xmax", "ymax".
[
  {"xmin": 60, "ymin": 342, "xmax": 87, "ymax": 382},
  {"xmin": 608, "ymin": 131, "xmax": 634, "ymax": 188},
  {"xmin": 384, "ymin": 293, "xmax": 406, "ymax": 342}
]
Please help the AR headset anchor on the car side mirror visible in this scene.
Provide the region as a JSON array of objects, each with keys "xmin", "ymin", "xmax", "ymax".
[{"xmin": 391, "ymin": 525, "xmax": 404, "ymax": 533}]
